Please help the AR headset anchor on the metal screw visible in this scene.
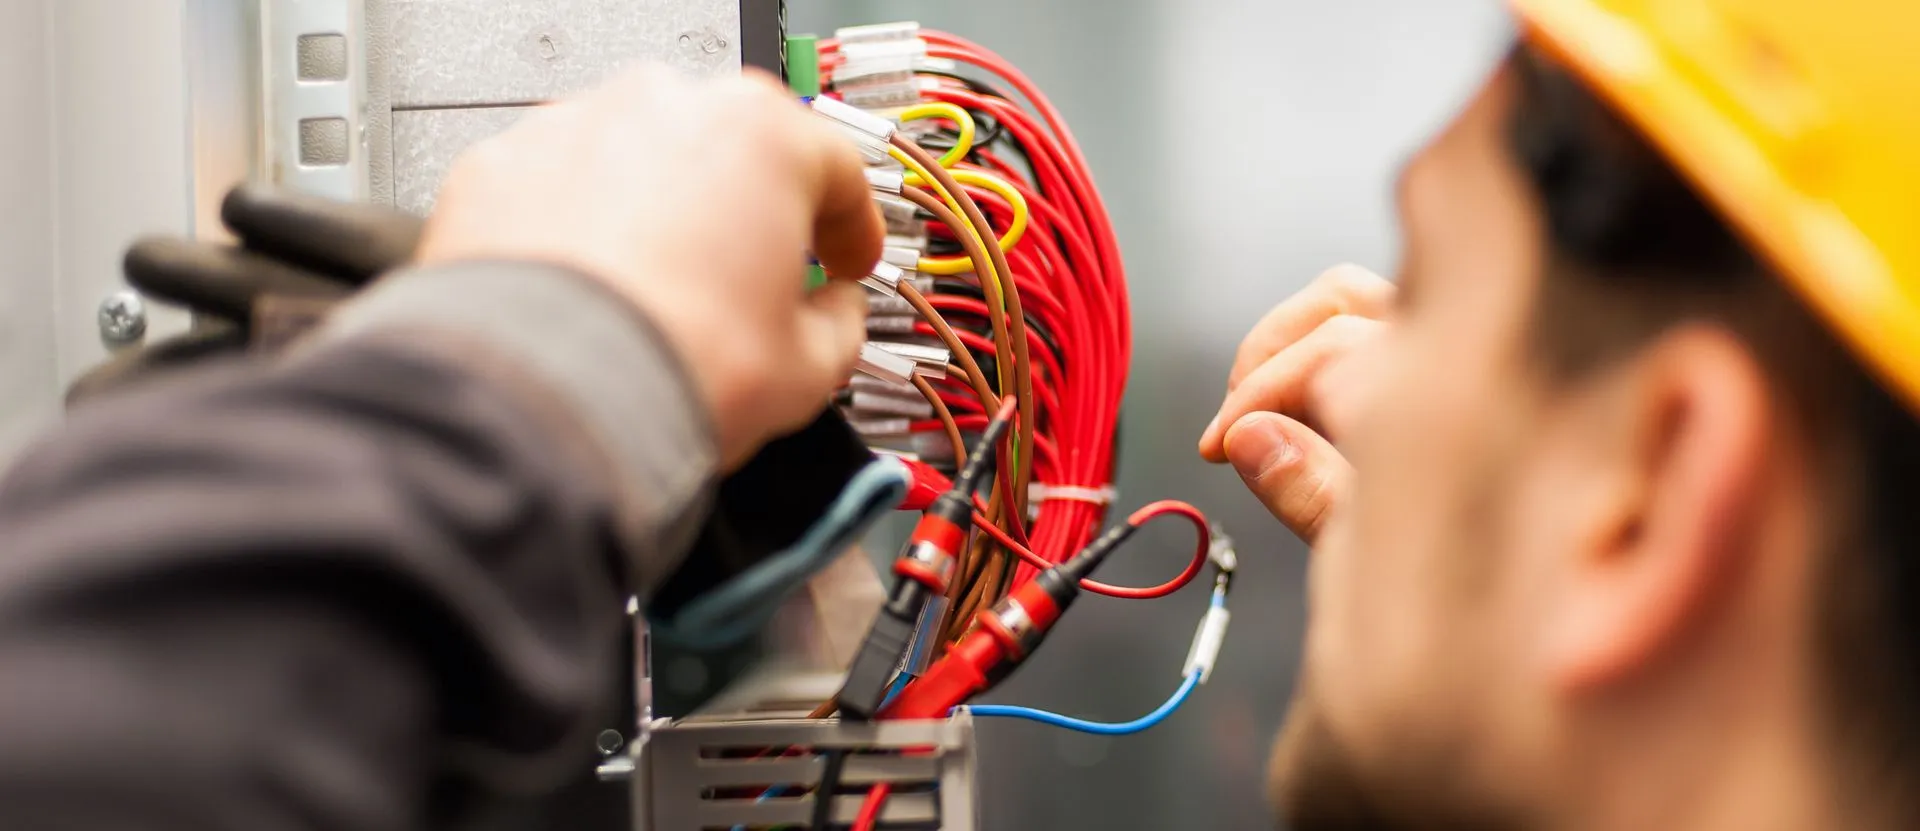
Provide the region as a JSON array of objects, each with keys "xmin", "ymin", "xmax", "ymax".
[
  {"xmin": 97, "ymin": 291, "xmax": 147, "ymax": 343},
  {"xmin": 596, "ymin": 729, "xmax": 625, "ymax": 757}
]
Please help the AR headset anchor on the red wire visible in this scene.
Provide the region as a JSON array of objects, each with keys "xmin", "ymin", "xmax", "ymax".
[
  {"xmin": 827, "ymin": 32, "xmax": 1142, "ymax": 582},
  {"xmin": 853, "ymin": 783, "xmax": 890, "ymax": 831},
  {"xmin": 968, "ymin": 498, "xmax": 1209, "ymax": 600}
]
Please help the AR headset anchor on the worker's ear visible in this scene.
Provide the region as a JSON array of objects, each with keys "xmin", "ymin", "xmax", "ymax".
[{"xmin": 1541, "ymin": 326, "xmax": 1771, "ymax": 691}]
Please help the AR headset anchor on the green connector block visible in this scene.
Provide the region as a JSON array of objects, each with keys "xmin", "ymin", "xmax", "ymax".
[
  {"xmin": 806, "ymin": 263, "xmax": 828, "ymax": 290},
  {"xmin": 786, "ymin": 33, "xmax": 821, "ymax": 98}
]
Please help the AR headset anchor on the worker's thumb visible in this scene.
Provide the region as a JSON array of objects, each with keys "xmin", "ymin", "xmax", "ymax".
[{"xmin": 1224, "ymin": 411, "xmax": 1350, "ymax": 545}]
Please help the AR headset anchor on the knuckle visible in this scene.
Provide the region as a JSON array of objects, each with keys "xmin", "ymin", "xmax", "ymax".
[
  {"xmin": 1319, "ymin": 313, "xmax": 1376, "ymax": 344},
  {"xmin": 1319, "ymin": 263, "xmax": 1395, "ymax": 309}
]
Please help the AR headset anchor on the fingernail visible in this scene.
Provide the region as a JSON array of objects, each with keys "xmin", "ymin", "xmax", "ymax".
[
  {"xmin": 1203, "ymin": 413, "xmax": 1222, "ymax": 442},
  {"xmin": 1226, "ymin": 415, "xmax": 1296, "ymax": 479}
]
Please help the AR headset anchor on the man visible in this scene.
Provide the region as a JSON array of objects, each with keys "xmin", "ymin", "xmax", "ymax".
[{"xmin": 1201, "ymin": 1, "xmax": 1920, "ymax": 828}]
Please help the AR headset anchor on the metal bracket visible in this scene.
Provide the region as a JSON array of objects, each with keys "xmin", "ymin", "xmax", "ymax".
[
  {"xmin": 635, "ymin": 712, "xmax": 979, "ymax": 830},
  {"xmin": 259, "ymin": 0, "xmax": 369, "ymax": 200}
]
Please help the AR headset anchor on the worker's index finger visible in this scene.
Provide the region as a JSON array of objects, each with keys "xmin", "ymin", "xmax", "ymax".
[
  {"xmin": 784, "ymin": 102, "xmax": 885, "ymax": 282},
  {"xmin": 1228, "ymin": 264, "xmax": 1394, "ymax": 391},
  {"xmin": 1202, "ymin": 313, "xmax": 1381, "ymax": 462}
]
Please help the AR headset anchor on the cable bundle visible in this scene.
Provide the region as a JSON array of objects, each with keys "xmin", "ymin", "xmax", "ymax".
[
  {"xmin": 815, "ymin": 24, "xmax": 1141, "ymax": 646},
  {"xmin": 713, "ymin": 30, "xmax": 1236, "ymax": 828}
]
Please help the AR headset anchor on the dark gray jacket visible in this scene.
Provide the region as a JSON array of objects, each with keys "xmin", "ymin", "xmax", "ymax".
[{"xmin": 0, "ymin": 263, "xmax": 710, "ymax": 829}]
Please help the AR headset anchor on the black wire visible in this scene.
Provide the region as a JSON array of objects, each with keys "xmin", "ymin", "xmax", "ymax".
[
  {"xmin": 917, "ymin": 110, "xmax": 1006, "ymax": 152},
  {"xmin": 911, "ymin": 69, "xmax": 1038, "ymax": 184},
  {"xmin": 811, "ymin": 749, "xmax": 848, "ymax": 829}
]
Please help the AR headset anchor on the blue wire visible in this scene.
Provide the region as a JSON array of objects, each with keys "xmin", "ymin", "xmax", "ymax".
[
  {"xmin": 881, "ymin": 671, "xmax": 914, "ymax": 708},
  {"xmin": 965, "ymin": 671, "xmax": 1204, "ymax": 736}
]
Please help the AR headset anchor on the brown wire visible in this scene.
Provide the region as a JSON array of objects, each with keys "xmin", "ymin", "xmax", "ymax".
[
  {"xmin": 898, "ymin": 275, "xmax": 995, "ymax": 410},
  {"xmin": 913, "ymin": 374, "xmax": 969, "ymax": 468},
  {"xmin": 896, "ymin": 197, "xmax": 1034, "ymax": 550},
  {"xmin": 893, "ymin": 137, "xmax": 1037, "ymax": 521}
]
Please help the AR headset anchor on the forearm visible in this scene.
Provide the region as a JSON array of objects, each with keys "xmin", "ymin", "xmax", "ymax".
[{"xmin": 0, "ymin": 263, "xmax": 716, "ymax": 829}]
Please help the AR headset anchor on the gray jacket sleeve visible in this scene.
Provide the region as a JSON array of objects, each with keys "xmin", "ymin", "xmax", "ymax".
[{"xmin": 0, "ymin": 262, "xmax": 716, "ymax": 830}]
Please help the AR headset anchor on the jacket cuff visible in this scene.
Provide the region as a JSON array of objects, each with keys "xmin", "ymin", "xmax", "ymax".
[{"xmin": 315, "ymin": 260, "xmax": 718, "ymax": 595}]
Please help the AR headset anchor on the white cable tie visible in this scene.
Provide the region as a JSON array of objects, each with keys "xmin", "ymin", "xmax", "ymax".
[
  {"xmin": 856, "ymin": 343, "xmax": 916, "ymax": 386},
  {"xmin": 1183, "ymin": 605, "xmax": 1232, "ymax": 684},
  {"xmin": 1027, "ymin": 483, "xmax": 1118, "ymax": 506},
  {"xmin": 865, "ymin": 167, "xmax": 904, "ymax": 194},
  {"xmin": 835, "ymin": 21, "xmax": 920, "ymax": 45}
]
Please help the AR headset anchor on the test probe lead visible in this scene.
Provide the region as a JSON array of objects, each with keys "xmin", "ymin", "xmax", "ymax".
[{"xmin": 837, "ymin": 399, "xmax": 1018, "ymax": 720}]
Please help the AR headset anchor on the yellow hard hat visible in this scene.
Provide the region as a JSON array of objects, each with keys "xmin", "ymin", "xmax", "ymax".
[{"xmin": 1511, "ymin": 0, "xmax": 1920, "ymax": 411}]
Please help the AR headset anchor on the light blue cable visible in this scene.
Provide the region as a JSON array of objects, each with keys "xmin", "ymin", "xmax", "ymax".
[
  {"xmin": 881, "ymin": 671, "xmax": 914, "ymax": 708},
  {"xmin": 964, "ymin": 671, "xmax": 1202, "ymax": 736},
  {"xmin": 650, "ymin": 456, "xmax": 911, "ymax": 651}
]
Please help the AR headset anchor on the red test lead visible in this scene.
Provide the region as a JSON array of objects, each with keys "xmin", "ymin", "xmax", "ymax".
[
  {"xmin": 837, "ymin": 398, "xmax": 1019, "ymax": 720},
  {"xmin": 879, "ymin": 520, "xmax": 1135, "ymax": 720}
]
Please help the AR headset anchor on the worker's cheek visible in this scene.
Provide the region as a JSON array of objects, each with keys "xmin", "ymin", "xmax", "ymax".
[{"xmin": 1298, "ymin": 311, "xmax": 1503, "ymax": 747}]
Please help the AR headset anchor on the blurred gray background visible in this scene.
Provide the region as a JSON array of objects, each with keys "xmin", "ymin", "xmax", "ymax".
[{"xmin": 790, "ymin": 1, "xmax": 1512, "ymax": 828}]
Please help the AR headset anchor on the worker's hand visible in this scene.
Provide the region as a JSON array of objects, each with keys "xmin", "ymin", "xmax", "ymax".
[
  {"xmin": 1199, "ymin": 265, "xmax": 1394, "ymax": 543},
  {"xmin": 417, "ymin": 65, "xmax": 885, "ymax": 469}
]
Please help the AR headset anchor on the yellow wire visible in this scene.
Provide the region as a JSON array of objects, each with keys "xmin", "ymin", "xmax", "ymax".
[
  {"xmin": 889, "ymin": 144, "xmax": 1015, "ymax": 389},
  {"xmin": 897, "ymin": 102, "xmax": 976, "ymax": 168},
  {"xmin": 889, "ymin": 145, "xmax": 1002, "ymax": 291},
  {"xmin": 904, "ymin": 169, "xmax": 1030, "ymax": 276}
]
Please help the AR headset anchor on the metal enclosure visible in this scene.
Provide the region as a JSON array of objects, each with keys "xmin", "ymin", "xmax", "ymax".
[
  {"xmin": 0, "ymin": 0, "xmax": 765, "ymax": 461},
  {"xmin": 639, "ymin": 711, "xmax": 979, "ymax": 829}
]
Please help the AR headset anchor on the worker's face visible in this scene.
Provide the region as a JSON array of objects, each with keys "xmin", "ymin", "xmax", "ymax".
[{"xmin": 1268, "ymin": 65, "xmax": 1569, "ymax": 829}]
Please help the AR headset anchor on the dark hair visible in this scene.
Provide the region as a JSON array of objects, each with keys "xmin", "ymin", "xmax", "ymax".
[{"xmin": 1507, "ymin": 46, "xmax": 1920, "ymax": 799}]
